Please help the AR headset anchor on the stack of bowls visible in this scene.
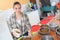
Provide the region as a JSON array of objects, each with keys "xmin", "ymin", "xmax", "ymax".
[
  {"xmin": 41, "ymin": 35, "xmax": 54, "ymax": 40},
  {"xmin": 49, "ymin": 23, "xmax": 58, "ymax": 30},
  {"xmin": 56, "ymin": 28, "xmax": 60, "ymax": 38}
]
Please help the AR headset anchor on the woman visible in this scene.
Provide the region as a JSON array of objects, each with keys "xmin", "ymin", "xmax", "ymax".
[{"xmin": 7, "ymin": 1, "xmax": 31, "ymax": 40}]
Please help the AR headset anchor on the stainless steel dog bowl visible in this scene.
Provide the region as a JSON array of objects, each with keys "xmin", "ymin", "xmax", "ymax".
[
  {"xmin": 41, "ymin": 35, "xmax": 54, "ymax": 40},
  {"xmin": 49, "ymin": 23, "xmax": 58, "ymax": 30},
  {"xmin": 39, "ymin": 27, "xmax": 50, "ymax": 35},
  {"xmin": 56, "ymin": 28, "xmax": 60, "ymax": 38}
]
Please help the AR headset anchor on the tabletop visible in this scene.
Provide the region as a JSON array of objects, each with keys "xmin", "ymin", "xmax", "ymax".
[{"xmin": 31, "ymin": 15, "xmax": 60, "ymax": 40}]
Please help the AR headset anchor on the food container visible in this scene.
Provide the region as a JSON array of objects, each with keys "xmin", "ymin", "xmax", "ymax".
[
  {"xmin": 38, "ymin": 26, "xmax": 50, "ymax": 35},
  {"xmin": 56, "ymin": 28, "xmax": 60, "ymax": 38},
  {"xmin": 41, "ymin": 35, "xmax": 54, "ymax": 40},
  {"xmin": 49, "ymin": 23, "xmax": 58, "ymax": 30}
]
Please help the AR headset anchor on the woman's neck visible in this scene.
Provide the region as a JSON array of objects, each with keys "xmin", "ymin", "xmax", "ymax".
[{"xmin": 15, "ymin": 12, "xmax": 22, "ymax": 20}]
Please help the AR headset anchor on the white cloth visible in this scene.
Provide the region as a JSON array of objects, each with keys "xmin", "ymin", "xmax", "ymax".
[
  {"xmin": 0, "ymin": 16, "xmax": 13, "ymax": 40},
  {"xmin": 16, "ymin": 19, "xmax": 21, "ymax": 25}
]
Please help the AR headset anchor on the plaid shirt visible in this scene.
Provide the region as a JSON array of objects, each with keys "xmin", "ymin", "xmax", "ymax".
[{"xmin": 7, "ymin": 13, "xmax": 31, "ymax": 35}]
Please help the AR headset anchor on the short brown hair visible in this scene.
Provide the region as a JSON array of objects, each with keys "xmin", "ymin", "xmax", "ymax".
[{"xmin": 13, "ymin": 1, "xmax": 21, "ymax": 7}]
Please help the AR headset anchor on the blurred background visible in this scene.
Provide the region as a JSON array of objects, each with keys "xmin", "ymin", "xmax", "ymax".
[{"xmin": 0, "ymin": 0, "xmax": 60, "ymax": 40}]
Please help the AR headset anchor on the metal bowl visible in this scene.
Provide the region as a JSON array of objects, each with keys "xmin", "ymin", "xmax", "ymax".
[
  {"xmin": 49, "ymin": 23, "xmax": 58, "ymax": 30},
  {"xmin": 56, "ymin": 28, "xmax": 60, "ymax": 38},
  {"xmin": 41, "ymin": 35, "xmax": 54, "ymax": 40},
  {"xmin": 39, "ymin": 27, "xmax": 50, "ymax": 35}
]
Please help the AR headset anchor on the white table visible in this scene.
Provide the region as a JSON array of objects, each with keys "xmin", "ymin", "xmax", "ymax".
[{"xmin": 0, "ymin": 16, "xmax": 13, "ymax": 40}]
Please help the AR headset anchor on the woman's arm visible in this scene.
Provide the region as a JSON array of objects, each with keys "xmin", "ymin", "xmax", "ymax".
[
  {"xmin": 25, "ymin": 14, "xmax": 31, "ymax": 36},
  {"xmin": 7, "ymin": 18, "xmax": 13, "ymax": 32},
  {"xmin": 7, "ymin": 17, "xmax": 21, "ymax": 38}
]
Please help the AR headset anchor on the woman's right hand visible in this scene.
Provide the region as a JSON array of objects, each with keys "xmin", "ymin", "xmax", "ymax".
[{"xmin": 11, "ymin": 29, "xmax": 21, "ymax": 38}]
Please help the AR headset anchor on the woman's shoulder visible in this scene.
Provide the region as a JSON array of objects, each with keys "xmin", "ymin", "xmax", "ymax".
[
  {"xmin": 8, "ymin": 13, "xmax": 15, "ymax": 20},
  {"xmin": 11, "ymin": 13, "xmax": 15, "ymax": 18},
  {"xmin": 22, "ymin": 12, "xmax": 28, "ymax": 17}
]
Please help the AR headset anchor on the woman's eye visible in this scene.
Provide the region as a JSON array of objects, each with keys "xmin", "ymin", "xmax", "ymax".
[
  {"xmin": 15, "ymin": 8, "xmax": 17, "ymax": 9},
  {"xmin": 19, "ymin": 8, "xmax": 21, "ymax": 9}
]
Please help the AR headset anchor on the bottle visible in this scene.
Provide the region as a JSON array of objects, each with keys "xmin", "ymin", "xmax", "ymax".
[{"xmin": 33, "ymin": 4, "xmax": 37, "ymax": 10}]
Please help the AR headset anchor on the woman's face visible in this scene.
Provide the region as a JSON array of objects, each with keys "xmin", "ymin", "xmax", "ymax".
[{"xmin": 13, "ymin": 4, "xmax": 21, "ymax": 13}]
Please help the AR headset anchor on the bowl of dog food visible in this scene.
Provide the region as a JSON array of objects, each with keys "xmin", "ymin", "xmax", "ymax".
[{"xmin": 38, "ymin": 25, "xmax": 50, "ymax": 35}]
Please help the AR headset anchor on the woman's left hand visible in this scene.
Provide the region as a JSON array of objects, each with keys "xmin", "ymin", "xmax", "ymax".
[
  {"xmin": 28, "ymin": 29, "xmax": 32, "ymax": 37},
  {"xmin": 12, "ymin": 29, "xmax": 21, "ymax": 38}
]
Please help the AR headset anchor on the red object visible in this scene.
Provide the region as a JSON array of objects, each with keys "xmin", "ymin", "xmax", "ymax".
[
  {"xmin": 31, "ymin": 16, "xmax": 54, "ymax": 32},
  {"xmin": 40, "ymin": 16, "xmax": 54, "ymax": 24},
  {"xmin": 46, "ymin": 16, "xmax": 54, "ymax": 20},
  {"xmin": 31, "ymin": 25, "xmax": 40, "ymax": 32},
  {"xmin": 56, "ymin": 2, "xmax": 60, "ymax": 9},
  {"xmin": 40, "ymin": 19, "xmax": 49, "ymax": 24}
]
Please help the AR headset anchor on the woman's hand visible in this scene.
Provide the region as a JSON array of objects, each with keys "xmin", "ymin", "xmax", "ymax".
[
  {"xmin": 28, "ymin": 29, "xmax": 32, "ymax": 37},
  {"xmin": 11, "ymin": 29, "xmax": 21, "ymax": 38}
]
